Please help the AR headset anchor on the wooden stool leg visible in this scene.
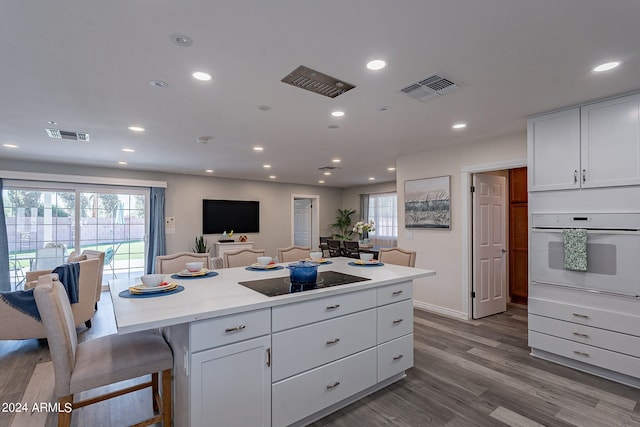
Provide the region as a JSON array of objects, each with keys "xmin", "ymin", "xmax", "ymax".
[
  {"xmin": 162, "ymin": 369, "xmax": 173, "ymax": 426},
  {"xmin": 152, "ymin": 372, "xmax": 159, "ymax": 411},
  {"xmin": 58, "ymin": 395, "xmax": 73, "ymax": 427}
]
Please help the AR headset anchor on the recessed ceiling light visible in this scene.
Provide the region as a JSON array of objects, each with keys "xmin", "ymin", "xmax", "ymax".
[
  {"xmin": 257, "ymin": 105, "xmax": 271, "ymax": 111},
  {"xmin": 170, "ymin": 33, "xmax": 193, "ymax": 47},
  {"xmin": 118, "ymin": 161, "xmax": 128, "ymax": 165},
  {"xmin": 332, "ymin": 158, "xmax": 341, "ymax": 163},
  {"xmin": 263, "ymin": 164, "xmax": 271, "ymax": 168},
  {"xmin": 368, "ymin": 177, "xmax": 376, "ymax": 181},
  {"xmin": 193, "ymin": 72, "xmax": 212, "ymax": 81},
  {"xmin": 331, "ymin": 111, "xmax": 345, "ymax": 117},
  {"xmin": 149, "ymin": 80, "xmax": 168, "ymax": 88},
  {"xmin": 387, "ymin": 167, "xmax": 396, "ymax": 171},
  {"xmin": 318, "ymin": 180, "xmax": 325, "ymax": 184},
  {"xmin": 269, "ymin": 175, "xmax": 276, "ymax": 179},
  {"xmin": 452, "ymin": 122, "xmax": 467, "ymax": 129},
  {"xmin": 47, "ymin": 121, "xmax": 58, "ymax": 125},
  {"xmin": 593, "ymin": 61, "xmax": 621, "ymax": 72},
  {"xmin": 366, "ymin": 59, "xmax": 386, "ymax": 71},
  {"xmin": 328, "ymin": 125, "xmax": 340, "ymax": 129},
  {"xmin": 128, "ymin": 126, "xmax": 145, "ymax": 132},
  {"xmin": 378, "ymin": 105, "xmax": 391, "ymax": 112},
  {"xmin": 122, "ymin": 148, "xmax": 135, "ymax": 153},
  {"xmin": 197, "ymin": 136, "xmax": 211, "ymax": 144},
  {"xmin": 253, "ymin": 146, "xmax": 264, "ymax": 152},
  {"xmin": 205, "ymin": 169, "xmax": 214, "ymax": 173},
  {"xmin": 324, "ymin": 172, "xmax": 332, "ymax": 176},
  {"xmin": 3, "ymin": 144, "xmax": 18, "ymax": 148}
]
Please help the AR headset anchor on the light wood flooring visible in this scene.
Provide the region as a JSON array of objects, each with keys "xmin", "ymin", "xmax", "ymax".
[{"xmin": 1, "ymin": 297, "xmax": 639, "ymax": 426}]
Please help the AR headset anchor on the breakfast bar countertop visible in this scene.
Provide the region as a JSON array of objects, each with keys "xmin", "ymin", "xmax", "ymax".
[{"xmin": 108, "ymin": 257, "xmax": 435, "ymax": 334}]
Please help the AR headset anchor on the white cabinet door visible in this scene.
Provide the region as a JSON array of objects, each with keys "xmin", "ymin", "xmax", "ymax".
[
  {"xmin": 528, "ymin": 108, "xmax": 581, "ymax": 191},
  {"xmin": 581, "ymin": 93, "xmax": 640, "ymax": 188},
  {"xmin": 191, "ymin": 336, "xmax": 271, "ymax": 427}
]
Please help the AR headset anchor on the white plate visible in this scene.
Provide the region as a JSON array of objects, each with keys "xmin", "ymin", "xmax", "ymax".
[
  {"xmin": 176, "ymin": 269, "xmax": 209, "ymax": 277},
  {"xmin": 250, "ymin": 263, "xmax": 278, "ymax": 269},
  {"xmin": 130, "ymin": 282, "xmax": 177, "ymax": 293}
]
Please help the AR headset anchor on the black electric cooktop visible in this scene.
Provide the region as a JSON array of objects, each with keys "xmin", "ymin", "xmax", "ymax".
[{"xmin": 238, "ymin": 270, "xmax": 370, "ymax": 297}]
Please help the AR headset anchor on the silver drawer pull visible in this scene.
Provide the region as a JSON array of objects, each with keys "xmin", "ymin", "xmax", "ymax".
[
  {"xmin": 326, "ymin": 338, "xmax": 341, "ymax": 345},
  {"xmin": 572, "ymin": 332, "xmax": 589, "ymax": 338},
  {"xmin": 573, "ymin": 350, "xmax": 590, "ymax": 357},
  {"xmin": 326, "ymin": 381, "xmax": 340, "ymax": 390},
  {"xmin": 224, "ymin": 325, "xmax": 246, "ymax": 333},
  {"xmin": 572, "ymin": 313, "xmax": 589, "ymax": 319},
  {"xmin": 326, "ymin": 304, "xmax": 341, "ymax": 310},
  {"xmin": 392, "ymin": 318, "xmax": 404, "ymax": 324},
  {"xmin": 393, "ymin": 354, "xmax": 404, "ymax": 361},
  {"xmin": 392, "ymin": 290, "xmax": 404, "ymax": 295}
]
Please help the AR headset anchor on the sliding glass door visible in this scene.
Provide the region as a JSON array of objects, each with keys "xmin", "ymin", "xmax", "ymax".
[{"xmin": 2, "ymin": 183, "xmax": 148, "ymax": 290}]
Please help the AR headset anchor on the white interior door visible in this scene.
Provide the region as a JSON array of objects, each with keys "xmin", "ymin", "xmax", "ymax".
[
  {"xmin": 293, "ymin": 198, "xmax": 312, "ymax": 247},
  {"xmin": 472, "ymin": 173, "xmax": 507, "ymax": 319}
]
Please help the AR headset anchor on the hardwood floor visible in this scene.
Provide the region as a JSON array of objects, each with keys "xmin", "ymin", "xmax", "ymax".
[{"xmin": 1, "ymin": 298, "xmax": 639, "ymax": 426}]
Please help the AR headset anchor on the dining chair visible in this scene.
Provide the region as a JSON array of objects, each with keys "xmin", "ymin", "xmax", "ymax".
[
  {"xmin": 277, "ymin": 245, "xmax": 310, "ymax": 263},
  {"xmin": 224, "ymin": 248, "xmax": 266, "ymax": 268},
  {"xmin": 77, "ymin": 250, "xmax": 105, "ymax": 307},
  {"xmin": 319, "ymin": 236, "xmax": 331, "ymax": 258},
  {"xmin": 326, "ymin": 240, "xmax": 343, "ymax": 258},
  {"xmin": 342, "ymin": 241, "xmax": 360, "ymax": 259},
  {"xmin": 34, "ymin": 274, "xmax": 173, "ymax": 427},
  {"xmin": 377, "ymin": 247, "xmax": 417, "ymax": 267},
  {"xmin": 33, "ymin": 246, "xmax": 66, "ymax": 271},
  {"xmin": 155, "ymin": 252, "xmax": 211, "ymax": 274}
]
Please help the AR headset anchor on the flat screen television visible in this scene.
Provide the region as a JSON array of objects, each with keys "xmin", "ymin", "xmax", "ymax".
[{"xmin": 202, "ymin": 199, "xmax": 260, "ymax": 234}]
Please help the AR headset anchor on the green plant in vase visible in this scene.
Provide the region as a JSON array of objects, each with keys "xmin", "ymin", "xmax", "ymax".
[{"xmin": 193, "ymin": 235, "xmax": 209, "ymax": 253}]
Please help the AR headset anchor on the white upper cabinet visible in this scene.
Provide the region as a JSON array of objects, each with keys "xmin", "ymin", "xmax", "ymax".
[
  {"xmin": 528, "ymin": 108, "xmax": 581, "ymax": 191},
  {"xmin": 528, "ymin": 93, "xmax": 640, "ymax": 191},
  {"xmin": 581, "ymin": 94, "xmax": 640, "ymax": 188}
]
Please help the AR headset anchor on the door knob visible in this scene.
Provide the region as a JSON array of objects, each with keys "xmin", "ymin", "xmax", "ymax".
[{"xmin": 501, "ymin": 249, "xmax": 507, "ymax": 253}]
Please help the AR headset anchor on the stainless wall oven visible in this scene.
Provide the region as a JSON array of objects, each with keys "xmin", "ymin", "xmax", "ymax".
[{"xmin": 530, "ymin": 213, "xmax": 640, "ymax": 297}]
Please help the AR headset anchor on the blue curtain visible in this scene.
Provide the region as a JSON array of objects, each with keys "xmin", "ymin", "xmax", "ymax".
[
  {"xmin": 146, "ymin": 187, "xmax": 166, "ymax": 274},
  {"xmin": 0, "ymin": 179, "xmax": 10, "ymax": 291}
]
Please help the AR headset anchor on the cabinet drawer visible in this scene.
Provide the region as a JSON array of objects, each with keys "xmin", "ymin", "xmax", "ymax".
[
  {"xmin": 529, "ymin": 331, "xmax": 640, "ymax": 378},
  {"xmin": 528, "ymin": 298, "xmax": 640, "ymax": 337},
  {"xmin": 272, "ymin": 309, "xmax": 376, "ymax": 382},
  {"xmin": 529, "ymin": 314, "xmax": 640, "ymax": 358},
  {"xmin": 377, "ymin": 281, "xmax": 412, "ymax": 306},
  {"xmin": 272, "ymin": 348, "xmax": 377, "ymax": 427},
  {"xmin": 191, "ymin": 308, "xmax": 271, "ymax": 352},
  {"xmin": 378, "ymin": 334, "xmax": 413, "ymax": 381},
  {"xmin": 272, "ymin": 288, "xmax": 376, "ymax": 332},
  {"xmin": 377, "ymin": 299, "xmax": 413, "ymax": 344}
]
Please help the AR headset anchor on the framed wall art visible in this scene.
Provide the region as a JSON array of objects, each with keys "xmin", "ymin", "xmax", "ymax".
[{"xmin": 404, "ymin": 175, "xmax": 451, "ymax": 229}]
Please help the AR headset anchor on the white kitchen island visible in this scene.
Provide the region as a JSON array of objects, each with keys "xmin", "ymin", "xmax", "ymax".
[{"xmin": 109, "ymin": 257, "xmax": 435, "ymax": 427}]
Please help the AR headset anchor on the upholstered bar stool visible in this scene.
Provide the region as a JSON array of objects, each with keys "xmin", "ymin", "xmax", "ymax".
[
  {"xmin": 155, "ymin": 251, "xmax": 211, "ymax": 274},
  {"xmin": 277, "ymin": 245, "xmax": 310, "ymax": 263},
  {"xmin": 223, "ymin": 248, "xmax": 266, "ymax": 268},
  {"xmin": 34, "ymin": 274, "xmax": 173, "ymax": 427},
  {"xmin": 377, "ymin": 247, "xmax": 417, "ymax": 267}
]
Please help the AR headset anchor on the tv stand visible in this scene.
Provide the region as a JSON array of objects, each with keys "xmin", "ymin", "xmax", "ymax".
[{"xmin": 214, "ymin": 241, "xmax": 254, "ymax": 259}]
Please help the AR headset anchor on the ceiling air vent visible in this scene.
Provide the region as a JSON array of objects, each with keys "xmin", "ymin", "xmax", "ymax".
[
  {"xmin": 400, "ymin": 73, "xmax": 459, "ymax": 103},
  {"xmin": 282, "ymin": 65, "xmax": 355, "ymax": 98},
  {"xmin": 46, "ymin": 128, "xmax": 90, "ymax": 141}
]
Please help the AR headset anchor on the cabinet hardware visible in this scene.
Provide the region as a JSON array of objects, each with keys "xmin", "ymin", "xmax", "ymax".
[
  {"xmin": 326, "ymin": 338, "xmax": 341, "ymax": 345},
  {"xmin": 572, "ymin": 313, "xmax": 589, "ymax": 319},
  {"xmin": 266, "ymin": 348, "xmax": 271, "ymax": 367},
  {"xmin": 326, "ymin": 381, "xmax": 340, "ymax": 389},
  {"xmin": 573, "ymin": 350, "xmax": 590, "ymax": 357},
  {"xmin": 392, "ymin": 319, "xmax": 404, "ymax": 324},
  {"xmin": 574, "ymin": 170, "xmax": 578, "ymax": 184},
  {"xmin": 224, "ymin": 325, "xmax": 247, "ymax": 333},
  {"xmin": 572, "ymin": 332, "xmax": 589, "ymax": 338},
  {"xmin": 393, "ymin": 354, "xmax": 404, "ymax": 361},
  {"xmin": 326, "ymin": 304, "xmax": 341, "ymax": 310},
  {"xmin": 582, "ymin": 169, "xmax": 586, "ymax": 183},
  {"xmin": 392, "ymin": 290, "xmax": 404, "ymax": 295}
]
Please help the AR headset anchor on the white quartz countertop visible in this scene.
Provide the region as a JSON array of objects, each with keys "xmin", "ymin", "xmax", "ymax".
[{"xmin": 108, "ymin": 257, "xmax": 435, "ymax": 334}]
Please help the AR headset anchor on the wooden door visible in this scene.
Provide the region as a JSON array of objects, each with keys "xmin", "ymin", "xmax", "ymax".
[{"xmin": 509, "ymin": 167, "xmax": 528, "ymax": 304}]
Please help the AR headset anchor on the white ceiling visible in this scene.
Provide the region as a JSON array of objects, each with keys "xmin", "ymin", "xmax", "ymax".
[{"xmin": 2, "ymin": 1, "xmax": 639, "ymax": 187}]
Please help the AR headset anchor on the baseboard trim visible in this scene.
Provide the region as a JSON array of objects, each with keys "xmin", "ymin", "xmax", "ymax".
[{"xmin": 413, "ymin": 301, "xmax": 468, "ymax": 320}]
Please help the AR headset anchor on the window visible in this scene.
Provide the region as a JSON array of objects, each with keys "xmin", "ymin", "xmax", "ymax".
[
  {"xmin": 367, "ymin": 192, "xmax": 398, "ymax": 247},
  {"xmin": 3, "ymin": 182, "xmax": 148, "ymax": 290}
]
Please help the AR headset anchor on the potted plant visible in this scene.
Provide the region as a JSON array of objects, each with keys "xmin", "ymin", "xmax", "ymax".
[
  {"xmin": 329, "ymin": 208, "xmax": 356, "ymax": 241},
  {"xmin": 193, "ymin": 235, "xmax": 209, "ymax": 253}
]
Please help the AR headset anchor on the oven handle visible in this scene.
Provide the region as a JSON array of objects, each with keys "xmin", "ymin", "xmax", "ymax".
[
  {"xmin": 531, "ymin": 281, "xmax": 640, "ymax": 299},
  {"xmin": 531, "ymin": 228, "xmax": 640, "ymax": 235}
]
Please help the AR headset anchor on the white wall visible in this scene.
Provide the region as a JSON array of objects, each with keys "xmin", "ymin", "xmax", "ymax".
[
  {"xmin": 0, "ymin": 159, "xmax": 343, "ymax": 258},
  {"xmin": 396, "ymin": 132, "xmax": 527, "ymax": 319}
]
